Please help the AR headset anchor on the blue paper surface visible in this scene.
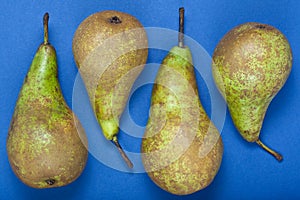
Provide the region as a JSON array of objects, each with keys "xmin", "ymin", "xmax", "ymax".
[{"xmin": 0, "ymin": 1, "xmax": 299, "ymax": 199}]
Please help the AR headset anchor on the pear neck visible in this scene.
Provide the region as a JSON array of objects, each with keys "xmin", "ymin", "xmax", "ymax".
[
  {"xmin": 17, "ymin": 44, "xmax": 63, "ymax": 109},
  {"xmin": 26, "ymin": 45, "xmax": 59, "ymax": 94},
  {"xmin": 170, "ymin": 46, "xmax": 192, "ymax": 64}
]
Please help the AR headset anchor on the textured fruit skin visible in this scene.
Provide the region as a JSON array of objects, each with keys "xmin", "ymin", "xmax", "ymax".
[
  {"xmin": 7, "ymin": 44, "xmax": 88, "ymax": 188},
  {"xmin": 142, "ymin": 46, "xmax": 223, "ymax": 195},
  {"xmin": 212, "ymin": 22, "xmax": 292, "ymax": 142},
  {"xmin": 72, "ymin": 10, "xmax": 148, "ymax": 140}
]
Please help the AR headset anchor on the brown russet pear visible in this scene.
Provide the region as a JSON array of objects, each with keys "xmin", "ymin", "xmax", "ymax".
[
  {"xmin": 72, "ymin": 10, "xmax": 148, "ymax": 168},
  {"xmin": 212, "ymin": 22, "xmax": 292, "ymax": 161},
  {"xmin": 141, "ymin": 8, "xmax": 223, "ymax": 195},
  {"xmin": 6, "ymin": 13, "xmax": 88, "ymax": 188}
]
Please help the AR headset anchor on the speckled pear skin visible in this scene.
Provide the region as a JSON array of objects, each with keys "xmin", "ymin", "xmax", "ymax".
[
  {"xmin": 212, "ymin": 22, "xmax": 292, "ymax": 142},
  {"xmin": 141, "ymin": 46, "xmax": 223, "ymax": 195},
  {"xmin": 72, "ymin": 10, "xmax": 148, "ymax": 140},
  {"xmin": 7, "ymin": 41, "xmax": 88, "ymax": 188}
]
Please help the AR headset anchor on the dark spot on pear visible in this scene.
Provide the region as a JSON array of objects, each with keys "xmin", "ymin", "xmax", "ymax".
[
  {"xmin": 109, "ymin": 16, "xmax": 122, "ymax": 24},
  {"xmin": 9, "ymin": 118, "xmax": 15, "ymax": 133},
  {"xmin": 256, "ymin": 24, "xmax": 266, "ymax": 29},
  {"xmin": 45, "ymin": 178, "xmax": 56, "ymax": 185},
  {"xmin": 24, "ymin": 75, "xmax": 28, "ymax": 83},
  {"xmin": 13, "ymin": 163, "xmax": 19, "ymax": 171}
]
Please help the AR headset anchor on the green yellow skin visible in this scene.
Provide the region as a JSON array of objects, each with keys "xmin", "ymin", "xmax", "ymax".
[
  {"xmin": 212, "ymin": 22, "xmax": 292, "ymax": 142},
  {"xmin": 141, "ymin": 46, "xmax": 223, "ymax": 195},
  {"xmin": 7, "ymin": 41, "xmax": 88, "ymax": 188},
  {"xmin": 72, "ymin": 10, "xmax": 148, "ymax": 140}
]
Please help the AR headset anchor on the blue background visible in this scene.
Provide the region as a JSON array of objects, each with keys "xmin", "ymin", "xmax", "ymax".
[{"xmin": 1, "ymin": 1, "xmax": 299, "ymax": 199}]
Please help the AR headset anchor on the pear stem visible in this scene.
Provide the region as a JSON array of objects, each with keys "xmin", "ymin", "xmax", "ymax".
[
  {"xmin": 178, "ymin": 7, "xmax": 184, "ymax": 48},
  {"xmin": 256, "ymin": 139, "xmax": 283, "ymax": 162},
  {"xmin": 112, "ymin": 136, "xmax": 133, "ymax": 168},
  {"xmin": 43, "ymin": 13, "xmax": 49, "ymax": 45}
]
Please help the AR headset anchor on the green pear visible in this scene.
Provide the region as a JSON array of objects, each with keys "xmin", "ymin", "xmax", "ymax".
[
  {"xmin": 72, "ymin": 10, "xmax": 148, "ymax": 168},
  {"xmin": 141, "ymin": 8, "xmax": 223, "ymax": 195},
  {"xmin": 7, "ymin": 13, "xmax": 88, "ymax": 188},
  {"xmin": 212, "ymin": 22, "xmax": 292, "ymax": 161}
]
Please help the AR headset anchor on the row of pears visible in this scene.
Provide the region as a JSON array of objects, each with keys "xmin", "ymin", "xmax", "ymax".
[{"xmin": 7, "ymin": 7, "xmax": 292, "ymax": 196}]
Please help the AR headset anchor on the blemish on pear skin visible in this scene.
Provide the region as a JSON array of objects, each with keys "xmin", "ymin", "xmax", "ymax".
[{"xmin": 45, "ymin": 178, "xmax": 56, "ymax": 186}]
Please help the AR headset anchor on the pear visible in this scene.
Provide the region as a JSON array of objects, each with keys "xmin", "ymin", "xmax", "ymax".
[
  {"xmin": 212, "ymin": 22, "xmax": 292, "ymax": 161},
  {"xmin": 6, "ymin": 13, "xmax": 88, "ymax": 188},
  {"xmin": 72, "ymin": 10, "xmax": 148, "ymax": 168},
  {"xmin": 141, "ymin": 8, "xmax": 223, "ymax": 195}
]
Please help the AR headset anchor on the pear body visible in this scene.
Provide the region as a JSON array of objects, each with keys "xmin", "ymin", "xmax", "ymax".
[
  {"xmin": 212, "ymin": 22, "xmax": 292, "ymax": 142},
  {"xmin": 141, "ymin": 46, "xmax": 223, "ymax": 195},
  {"xmin": 72, "ymin": 10, "xmax": 148, "ymax": 140},
  {"xmin": 7, "ymin": 43, "xmax": 88, "ymax": 188}
]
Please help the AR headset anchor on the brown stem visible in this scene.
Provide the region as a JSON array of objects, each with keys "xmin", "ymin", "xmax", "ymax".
[
  {"xmin": 256, "ymin": 139, "xmax": 283, "ymax": 162},
  {"xmin": 112, "ymin": 136, "xmax": 133, "ymax": 168},
  {"xmin": 178, "ymin": 7, "xmax": 184, "ymax": 48},
  {"xmin": 43, "ymin": 13, "xmax": 49, "ymax": 45}
]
